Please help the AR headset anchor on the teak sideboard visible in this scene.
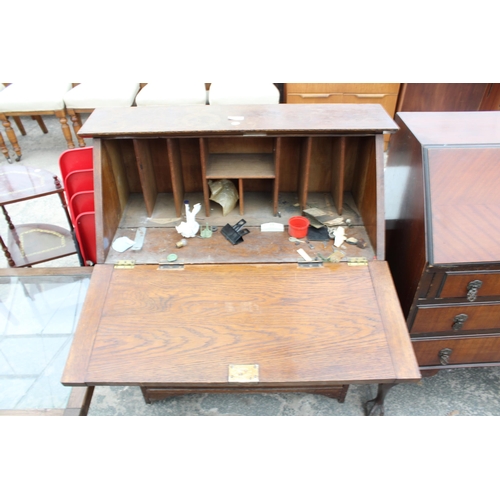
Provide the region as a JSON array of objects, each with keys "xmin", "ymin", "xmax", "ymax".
[
  {"xmin": 386, "ymin": 111, "xmax": 500, "ymax": 376},
  {"xmin": 61, "ymin": 104, "xmax": 420, "ymax": 414}
]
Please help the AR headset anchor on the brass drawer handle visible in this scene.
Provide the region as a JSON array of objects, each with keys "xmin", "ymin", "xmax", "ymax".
[
  {"xmin": 452, "ymin": 313, "xmax": 469, "ymax": 331},
  {"xmin": 466, "ymin": 279, "xmax": 483, "ymax": 302},
  {"xmin": 439, "ymin": 348, "xmax": 453, "ymax": 366}
]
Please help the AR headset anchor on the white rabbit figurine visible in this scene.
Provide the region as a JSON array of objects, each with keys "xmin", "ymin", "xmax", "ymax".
[{"xmin": 175, "ymin": 201, "xmax": 201, "ymax": 238}]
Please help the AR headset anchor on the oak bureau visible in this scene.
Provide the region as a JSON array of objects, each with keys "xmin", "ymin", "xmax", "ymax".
[{"xmin": 61, "ymin": 104, "xmax": 420, "ymax": 415}]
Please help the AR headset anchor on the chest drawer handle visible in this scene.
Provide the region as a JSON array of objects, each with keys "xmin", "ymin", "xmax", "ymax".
[
  {"xmin": 452, "ymin": 313, "xmax": 468, "ymax": 331},
  {"xmin": 298, "ymin": 93, "xmax": 334, "ymax": 98},
  {"xmin": 353, "ymin": 94, "xmax": 387, "ymax": 98},
  {"xmin": 439, "ymin": 348, "xmax": 453, "ymax": 365},
  {"xmin": 466, "ymin": 280, "xmax": 483, "ymax": 301}
]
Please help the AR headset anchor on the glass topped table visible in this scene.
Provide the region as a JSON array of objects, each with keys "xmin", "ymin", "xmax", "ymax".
[
  {"xmin": 0, "ymin": 268, "xmax": 93, "ymax": 415},
  {"xmin": 0, "ymin": 164, "xmax": 79, "ymax": 267}
]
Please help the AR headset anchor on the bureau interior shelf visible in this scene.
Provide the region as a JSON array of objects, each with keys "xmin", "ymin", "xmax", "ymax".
[
  {"xmin": 200, "ymin": 137, "xmax": 279, "ymax": 217},
  {"xmin": 205, "ymin": 153, "xmax": 275, "ymax": 179}
]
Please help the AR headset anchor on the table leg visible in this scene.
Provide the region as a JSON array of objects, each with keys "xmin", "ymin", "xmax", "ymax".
[
  {"xmin": 2, "ymin": 205, "xmax": 15, "ymax": 230},
  {"xmin": 0, "ymin": 235, "xmax": 16, "ymax": 267},
  {"xmin": 364, "ymin": 383, "xmax": 397, "ymax": 416}
]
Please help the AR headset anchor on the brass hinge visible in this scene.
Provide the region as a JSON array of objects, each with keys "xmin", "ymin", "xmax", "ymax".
[
  {"xmin": 114, "ymin": 260, "xmax": 135, "ymax": 269},
  {"xmin": 228, "ymin": 364, "xmax": 259, "ymax": 383},
  {"xmin": 348, "ymin": 257, "xmax": 369, "ymax": 266}
]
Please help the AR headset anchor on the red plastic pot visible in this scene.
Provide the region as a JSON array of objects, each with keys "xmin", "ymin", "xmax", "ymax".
[{"xmin": 288, "ymin": 216, "xmax": 309, "ymax": 238}]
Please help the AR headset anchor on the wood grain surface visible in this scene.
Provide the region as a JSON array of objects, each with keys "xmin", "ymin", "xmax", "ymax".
[
  {"xmin": 411, "ymin": 303, "xmax": 500, "ymax": 334},
  {"xmin": 426, "ymin": 147, "xmax": 500, "ymax": 265},
  {"xmin": 412, "ymin": 335, "xmax": 500, "ymax": 366},
  {"xmin": 396, "ymin": 111, "xmax": 500, "ymax": 145},
  {"xmin": 439, "ymin": 271, "xmax": 500, "ymax": 299},
  {"xmin": 78, "ymin": 104, "xmax": 398, "ymax": 138},
  {"xmin": 62, "ymin": 263, "xmax": 419, "ymax": 387},
  {"xmin": 105, "ymin": 226, "xmax": 375, "ymax": 265}
]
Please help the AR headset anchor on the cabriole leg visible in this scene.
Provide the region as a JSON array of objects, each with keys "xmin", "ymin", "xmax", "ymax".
[{"xmin": 364, "ymin": 383, "xmax": 397, "ymax": 416}]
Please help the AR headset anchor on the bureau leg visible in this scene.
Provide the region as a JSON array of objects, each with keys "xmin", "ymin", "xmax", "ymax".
[
  {"xmin": 364, "ymin": 383, "xmax": 396, "ymax": 416},
  {"xmin": 140, "ymin": 386, "xmax": 152, "ymax": 404}
]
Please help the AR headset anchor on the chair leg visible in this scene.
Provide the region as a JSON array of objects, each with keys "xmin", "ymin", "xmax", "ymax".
[
  {"xmin": 33, "ymin": 115, "xmax": 49, "ymax": 134},
  {"xmin": 55, "ymin": 109, "xmax": 75, "ymax": 149},
  {"xmin": 67, "ymin": 109, "xmax": 86, "ymax": 147},
  {"xmin": 0, "ymin": 113, "xmax": 22, "ymax": 160},
  {"xmin": 13, "ymin": 116, "xmax": 26, "ymax": 135},
  {"xmin": 0, "ymin": 132, "xmax": 11, "ymax": 162}
]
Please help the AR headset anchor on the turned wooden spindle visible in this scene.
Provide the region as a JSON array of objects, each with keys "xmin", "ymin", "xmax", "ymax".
[
  {"xmin": 55, "ymin": 110, "xmax": 75, "ymax": 149},
  {"xmin": 0, "ymin": 235, "xmax": 16, "ymax": 267},
  {"xmin": 0, "ymin": 115, "xmax": 22, "ymax": 160},
  {"xmin": 0, "ymin": 131, "xmax": 11, "ymax": 162}
]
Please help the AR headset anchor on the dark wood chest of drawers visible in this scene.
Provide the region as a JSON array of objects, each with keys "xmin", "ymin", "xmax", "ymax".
[{"xmin": 386, "ymin": 111, "xmax": 500, "ymax": 374}]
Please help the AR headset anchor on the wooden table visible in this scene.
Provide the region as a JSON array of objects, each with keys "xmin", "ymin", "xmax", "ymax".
[{"xmin": 61, "ymin": 104, "xmax": 421, "ymax": 415}]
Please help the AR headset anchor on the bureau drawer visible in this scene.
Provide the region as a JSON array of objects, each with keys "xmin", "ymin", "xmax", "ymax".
[
  {"xmin": 439, "ymin": 272, "xmax": 500, "ymax": 300},
  {"xmin": 412, "ymin": 335, "xmax": 500, "ymax": 366},
  {"xmin": 411, "ymin": 303, "xmax": 500, "ymax": 334}
]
